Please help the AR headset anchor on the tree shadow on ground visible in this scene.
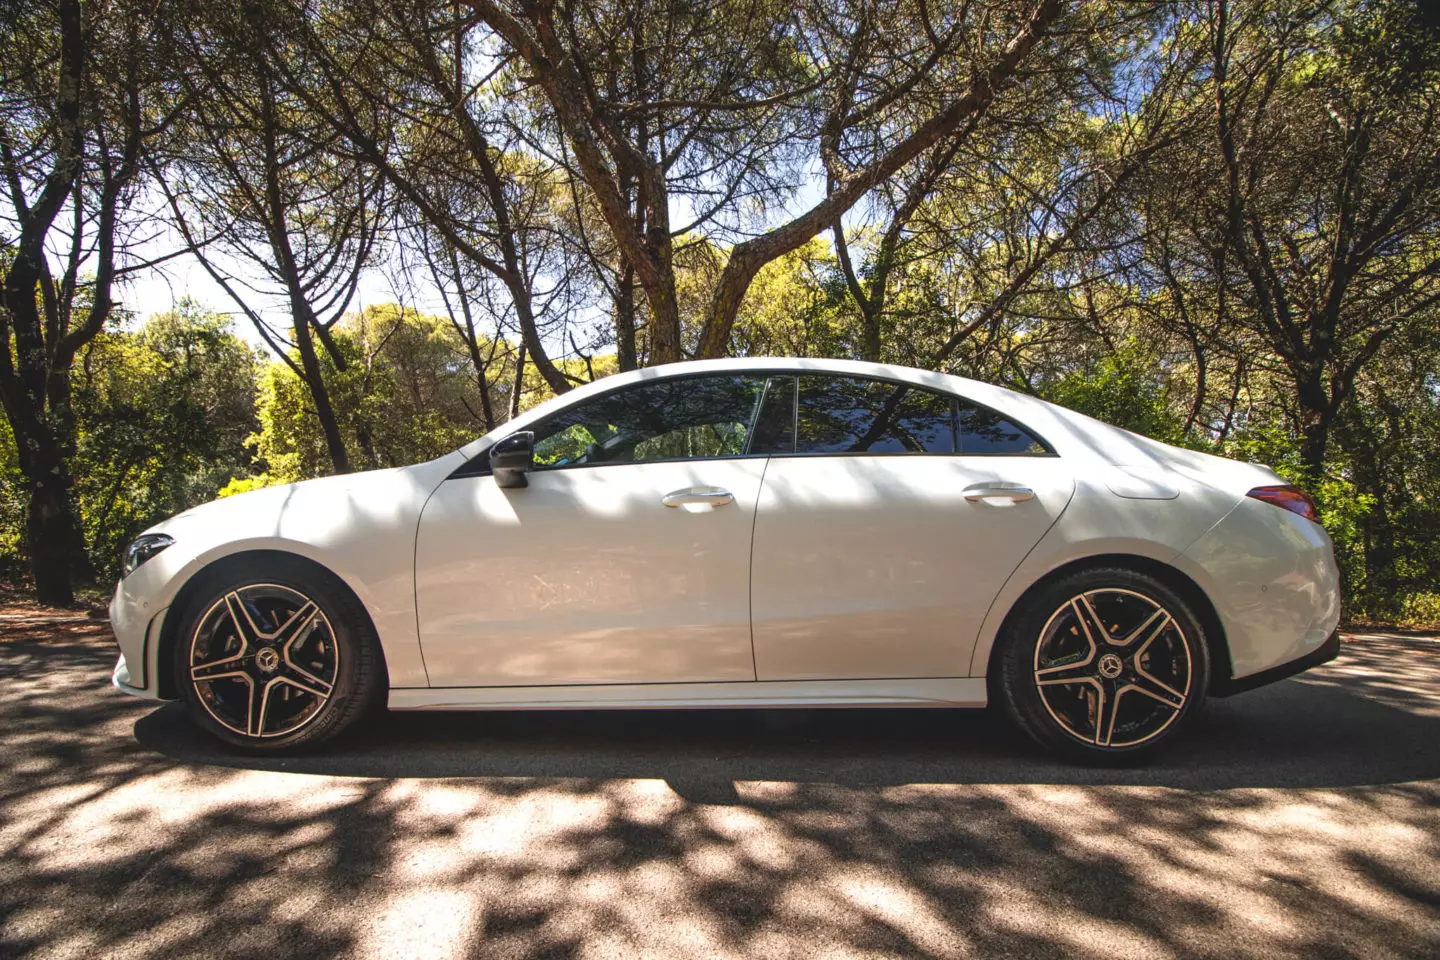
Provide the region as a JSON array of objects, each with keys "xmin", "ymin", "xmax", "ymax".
[
  {"xmin": 136, "ymin": 649, "xmax": 1440, "ymax": 791},
  {"xmin": 3, "ymin": 639, "xmax": 1438, "ymax": 960}
]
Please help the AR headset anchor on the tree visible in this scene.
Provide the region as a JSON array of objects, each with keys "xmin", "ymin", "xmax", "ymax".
[
  {"xmin": 248, "ymin": 0, "xmax": 583, "ymax": 397},
  {"xmin": 247, "ymin": 304, "xmax": 539, "ymax": 482},
  {"xmin": 1189, "ymin": 0, "xmax": 1440, "ymax": 477},
  {"xmin": 466, "ymin": 0, "xmax": 1071, "ymax": 362},
  {"xmin": 73, "ymin": 303, "xmax": 259, "ymax": 575},
  {"xmin": 161, "ymin": 0, "xmax": 386, "ymax": 475},
  {"xmin": 0, "ymin": 0, "xmax": 179, "ymax": 603}
]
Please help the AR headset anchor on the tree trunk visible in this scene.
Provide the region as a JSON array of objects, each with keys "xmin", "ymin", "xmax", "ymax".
[
  {"xmin": 509, "ymin": 342, "xmax": 527, "ymax": 421},
  {"xmin": 1297, "ymin": 384, "xmax": 1332, "ymax": 481},
  {"xmin": 1184, "ymin": 342, "xmax": 1208, "ymax": 435},
  {"xmin": 25, "ymin": 461, "xmax": 86, "ymax": 607},
  {"xmin": 832, "ymin": 218, "xmax": 881, "ymax": 361},
  {"xmin": 290, "ymin": 311, "xmax": 351, "ymax": 474},
  {"xmin": 614, "ymin": 260, "xmax": 638, "ymax": 371},
  {"xmin": 1, "ymin": 251, "xmax": 92, "ymax": 606},
  {"xmin": 648, "ymin": 278, "xmax": 683, "ymax": 364},
  {"xmin": 1299, "ymin": 421, "xmax": 1328, "ymax": 483},
  {"xmin": 462, "ymin": 333, "xmax": 497, "ymax": 431}
]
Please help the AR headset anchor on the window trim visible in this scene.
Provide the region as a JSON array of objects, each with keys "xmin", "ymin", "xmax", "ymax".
[{"xmin": 448, "ymin": 368, "xmax": 1056, "ymax": 481}]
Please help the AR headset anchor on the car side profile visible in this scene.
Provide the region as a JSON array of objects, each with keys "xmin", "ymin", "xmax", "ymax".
[{"xmin": 110, "ymin": 357, "xmax": 1341, "ymax": 762}]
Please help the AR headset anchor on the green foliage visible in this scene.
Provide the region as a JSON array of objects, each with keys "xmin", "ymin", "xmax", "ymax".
[
  {"xmin": 1392, "ymin": 593, "xmax": 1440, "ymax": 630},
  {"xmin": 249, "ymin": 305, "xmax": 520, "ymax": 483},
  {"xmin": 0, "ymin": 0, "xmax": 1434, "ymax": 630},
  {"xmin": 1037, "ymin": 344, "xmax": 1196, "ymax": 448},
  {"xmin": 728, "ymin": 240, "xmax": 855, "ymax": 359},
  {"xmin": 71, "ymin": 304, "xmax": 261, "ymax": 577},
  {"xmin": 218, "ymin": 474, "xmax": 278, "ymax": 498},
  {"xmin": 0, "ymin": 418, "xmax": 28, "ymax": 579},
  {"xmin": 0, "ymin": 302, "xmax": 261, "ymax": 581}
]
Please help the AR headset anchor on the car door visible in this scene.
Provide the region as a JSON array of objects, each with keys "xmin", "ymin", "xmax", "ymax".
[
  {"xmin": 749, "ymin": 374, "xmax": 1074, "ymax": 681},
  {"xmin": 415, "ymin": 373, "xmax": 773, "ymax": 688}
]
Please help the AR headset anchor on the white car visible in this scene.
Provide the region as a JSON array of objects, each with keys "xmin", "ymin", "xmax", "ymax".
[{"xmin": 110, "ymin": 358, "xmax": 1340, "ymax": 762}]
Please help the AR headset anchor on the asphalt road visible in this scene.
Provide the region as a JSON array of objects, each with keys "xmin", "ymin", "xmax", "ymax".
[{"xmin": 1, "ymin": 632, "xmax": 1437, "ymax": 959}]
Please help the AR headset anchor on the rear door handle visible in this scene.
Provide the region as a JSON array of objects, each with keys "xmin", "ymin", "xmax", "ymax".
[
  {"xmin": 662, "ymin": 486, "xmax": 735, "ymax": 507},
  {"xmin": 963, "ymin": 482, "xmax": 1035, "ymax": 503}
]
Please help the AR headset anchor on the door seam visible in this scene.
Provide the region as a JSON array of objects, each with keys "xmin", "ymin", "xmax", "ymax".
[{"xmin": 746, "ymin": 457, "xmax": 772, "ymax": 681}]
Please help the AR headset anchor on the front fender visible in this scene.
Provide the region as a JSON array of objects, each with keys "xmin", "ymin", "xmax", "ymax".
[{"xmin": 111, "ymin": 455, "xmax": 463, "ymax": 696}]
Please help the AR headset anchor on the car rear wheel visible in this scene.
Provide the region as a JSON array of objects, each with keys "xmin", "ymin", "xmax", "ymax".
[
  {"xmin": 173, "ymin": 557, "xmax": 384, "ymax": 753},
  {"xmin": 997, "ymin": 567, "xmax": 1210, "ymax": 763}
]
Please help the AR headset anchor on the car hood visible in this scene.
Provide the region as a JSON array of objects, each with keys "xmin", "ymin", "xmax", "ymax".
[{"xmin": 144, "ymin": 454, "xmax": 464, "ymax": 543}]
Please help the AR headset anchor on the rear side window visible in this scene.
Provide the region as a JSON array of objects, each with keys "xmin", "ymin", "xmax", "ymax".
[
  {"xmin": 749, "ymin": 374, "xmax": 1049, "ymax": 457},
  {"xmin": 794, "ymin": 376, "xmax": 956, "ymax": 454},
  {"xmin": 956, "ymin": 404, "xmax": 1047, "ymax": 455}
]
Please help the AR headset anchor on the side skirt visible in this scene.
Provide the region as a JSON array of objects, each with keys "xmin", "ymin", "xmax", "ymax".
[{"xmin": 388, "ymin": 677, "xmax": 988, "ymax": 711}]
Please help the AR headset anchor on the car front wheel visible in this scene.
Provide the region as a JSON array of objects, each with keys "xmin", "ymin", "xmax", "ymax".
[
  {"xmin": 997, "ymin": 567, "xmax": 1211, "ymax": 763},
  {"xmin": 173, "ymin": 557, "xmax": 384, "ymax": 752}
]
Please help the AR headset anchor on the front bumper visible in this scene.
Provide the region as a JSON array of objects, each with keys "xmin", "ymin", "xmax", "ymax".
[
  {"xmin": 109, "ymin": 577, "xmax": 169, "ymax": 700},
  {"xmin": 112, "ymin": 654, "xmax": 156, "ymax": 699},
  {"xmin": 1211, "ymin": 629, "xmax": 1341, "ymax": 697}
]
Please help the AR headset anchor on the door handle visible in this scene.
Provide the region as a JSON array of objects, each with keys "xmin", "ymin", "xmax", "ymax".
[
  {"xmin": 662, "ymin": 486, "xmax": 735, "ymax": 508},
  {"xmin": 963, "ymin": 482, "xmax": 1035, "ymax": 503}
]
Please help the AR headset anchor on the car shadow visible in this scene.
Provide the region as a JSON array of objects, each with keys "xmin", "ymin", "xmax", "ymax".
[{"xmin": 134, "ymin": 667, "xmax": 1440, "ymax": 791}]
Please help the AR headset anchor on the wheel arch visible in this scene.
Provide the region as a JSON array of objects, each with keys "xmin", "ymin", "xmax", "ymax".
[
  {"xmin": 981, "ymin": 553, "xmax": 1233, "ymax": 699},
  {"xmin": 155, "ymin": 549, "xmax": 387, "ymax": 699}
]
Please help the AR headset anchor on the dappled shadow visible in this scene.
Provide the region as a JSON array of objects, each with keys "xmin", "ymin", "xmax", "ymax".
[
  {"xmin": 1294, "ymin": 636, "xmax": 1440, "ymax": 718},
  {"xmin": 136, "ymin": 654, "xmax": 1440, "ymax": 791},
  {"xmin": 3, "ymin": 639, "xmax": 1439, "ymax": 959}
]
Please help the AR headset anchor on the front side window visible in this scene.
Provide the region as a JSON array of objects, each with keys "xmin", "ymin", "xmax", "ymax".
[{"xmin": 529, "ymin": 374, "xmax": 769, "ymax": 469}]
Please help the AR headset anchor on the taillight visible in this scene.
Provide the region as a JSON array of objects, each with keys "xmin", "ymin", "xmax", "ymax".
[{"xmin": 1246, "ymin": 485, "xmax": 1320, "ymax": 523}]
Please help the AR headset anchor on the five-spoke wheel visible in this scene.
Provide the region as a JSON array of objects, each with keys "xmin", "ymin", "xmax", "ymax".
[
  {"xmin": 188, "ymin": 584, "xmax": 340, "ymax": 739},
  {"xmin": 173, "ymin": 557, "xmax": 385, "ymax": 752},
  {"xmin": 998, "ymin": 568, "xmax": 1209, "ymax": 762},
  {"xmin": 1033, "ymin": 589, "xmax": 1192, "ymax": 748}
]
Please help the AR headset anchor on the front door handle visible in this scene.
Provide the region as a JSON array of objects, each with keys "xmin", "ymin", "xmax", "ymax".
[
  {"xmin": 963, "ymin": 482, "xmax": 1035, "ymax": 503},
  {"xmin": 662, "ymin": 486, "xmax": 735, "ymax": 508}
]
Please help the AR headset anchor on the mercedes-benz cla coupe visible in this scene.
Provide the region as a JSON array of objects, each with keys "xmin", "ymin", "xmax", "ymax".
[{"xmin": 110, "ymin": 358, "xmax": 1340, "ymax": 763}]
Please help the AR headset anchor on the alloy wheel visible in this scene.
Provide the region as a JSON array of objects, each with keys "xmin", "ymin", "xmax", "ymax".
[
  {"xmin": 1032, "ymin": 588, "xmax": 1193, "ymax": 748},
  {"xmin": 187, "ymin": 583, "xmax": 340, "ymax": 739}
]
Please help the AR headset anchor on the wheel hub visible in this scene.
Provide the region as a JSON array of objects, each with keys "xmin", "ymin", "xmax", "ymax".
[
  {"xmin": 254, "ymin": 647, "xmax": 280, "ymax": 674},
  {"xmin": 1097, "ymin": 652, "xmax": 1124, "ymax": 678}
]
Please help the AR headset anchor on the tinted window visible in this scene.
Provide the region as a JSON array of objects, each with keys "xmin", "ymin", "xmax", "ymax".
[
  {"xmin": 793, "ymin": 376, "xmax": 957, "ymax": 454},
  {"xmin": 749, "ymin": 376, "xmax": 796, "ymax": 454},
  {"xmin": 957, "ymin": 403, "xmax": 1047, "ymax": 455},
  {"xmin": 529, "ymin": 375, "xmax": 768, "ymax": 468}
]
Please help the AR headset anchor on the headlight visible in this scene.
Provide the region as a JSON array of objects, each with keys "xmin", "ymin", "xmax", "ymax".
[{"xmin": 122, "ymin": 533, "xmax": 174, "ymax": 577}]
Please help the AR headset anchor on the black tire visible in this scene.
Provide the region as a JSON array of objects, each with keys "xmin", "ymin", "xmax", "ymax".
[
  {"xmin": 997, "ymin": 566, "xmax": 1211, "ymax": 764},
  {"xmin": 172, "ymin": 555, "xmax": 386, "ymax": 753}
]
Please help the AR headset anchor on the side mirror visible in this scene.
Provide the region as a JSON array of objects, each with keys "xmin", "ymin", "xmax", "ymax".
[{"xmin": 490, "ymin": 431, "xmax": 535, "ymax": 488}]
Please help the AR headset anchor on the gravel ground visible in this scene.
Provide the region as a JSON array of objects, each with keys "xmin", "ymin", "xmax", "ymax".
[{"xmin": 0, "ymin": 630, "xmax": 1437, "ymax": 959}]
